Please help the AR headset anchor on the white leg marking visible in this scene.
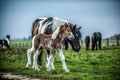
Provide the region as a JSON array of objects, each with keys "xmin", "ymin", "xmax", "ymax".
[
  {"xmin": 46, "ymin": 53, "xmax": 49, "ymax": 69},
  {"xmin": 58, "ymin": 49, "xmax": 70, "ymax": 72},
  {"xmin": 32, "ymin": 50, "xmax": 40, "ymax": 71},
  {"xmin": 26, "ymin": 48, "xmax": 34, "ymax": 68},
  {"xmin": 46, "ymin": 55, "xmax": 54, "ymax": 71},
  {"xmin": 51, "ymin": 57, "xmax": 55, "ymax": 70}
]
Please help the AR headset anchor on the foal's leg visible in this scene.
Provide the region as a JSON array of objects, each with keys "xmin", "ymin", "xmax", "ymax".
[
  {"xmin": 32, "ymin": 50, "xmax": 41, "ymax": 71},
  {"xmin": 51, "ymin": 57, "xmax": 55, "ymax": 70},
  {"xmin": 26, "ymin": 48, "xmax": 34, "ymax": 68},
  {"xmin": 45, "ymin": 50, "xmax": 50, "ymax": 70},
  {"xmin": 46, "ymin": 48, "xmax": 55, "ymax": 71},
  {"xmin": 58, "ymin": 48, "xmax": 69, "ymax": 72}
]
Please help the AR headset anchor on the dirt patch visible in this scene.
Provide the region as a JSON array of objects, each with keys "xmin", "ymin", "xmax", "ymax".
[{"xmin": 0, "ymin": 72, "xmax": 41, "ymax": 80}]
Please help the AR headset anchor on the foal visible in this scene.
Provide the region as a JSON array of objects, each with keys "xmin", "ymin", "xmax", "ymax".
[{"xmin": 26, "ymin": 23, "xmax": 74, "ymax": 72}]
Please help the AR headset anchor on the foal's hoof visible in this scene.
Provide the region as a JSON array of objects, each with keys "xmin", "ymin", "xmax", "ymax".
[
  {"xmin": 51, "ymin": 67, "xmax": 55, "ymax": 70},
  {"xmin": 35, "ymin": 68, "xmax": 40, "ymax": 71},
  {"xmin": 47, "ymin": 68, "xmax": 51, "ymax": 72},
  {"xmin": 64, "ymin": 69, "xmax": 70, "ymax": 72},
  {"xmin": 26, "ymin": 64, "xmax": 31, "ymax": 68},
  {"xmin": 32, "ymin": 65, "xmax": 35, "ymax": 69}
]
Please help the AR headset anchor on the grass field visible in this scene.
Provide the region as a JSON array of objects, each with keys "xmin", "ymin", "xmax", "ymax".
[{"xmin": 0, "ymin": 40, "xmax": 120, "ymax": 80}]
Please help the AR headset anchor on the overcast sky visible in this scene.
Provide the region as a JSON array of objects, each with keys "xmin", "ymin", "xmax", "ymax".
[{"xmin": 0, "ymin": 0, "xmax": 120, "ymax": 39}]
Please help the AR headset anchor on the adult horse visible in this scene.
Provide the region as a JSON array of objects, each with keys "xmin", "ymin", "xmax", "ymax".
[
  {"xmin": 85, "ymin": 36, "xmax": 90, "ymax": 50},
  {"xmin": 32, "ymin": 17, "xmax": 81, "ymax": 63},
  {"xmin": 91, "ymin": 32, "xmax": 102, "ymax": 50},
  {"xmin": 0, "ymin": 35, "xmax": 10, "ymax": 49}
]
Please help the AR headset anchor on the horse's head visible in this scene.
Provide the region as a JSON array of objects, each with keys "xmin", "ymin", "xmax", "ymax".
[
  {"xmin": 59, "ymin": 23, "xmax": 74, "ymax": 40},
  {"xmin": 6, "ymin": 35, "xmax": 10, "ymax": 40},
  {"xmin": 67, "ymin": 24, "xmax": 82, "ymax": 52}
]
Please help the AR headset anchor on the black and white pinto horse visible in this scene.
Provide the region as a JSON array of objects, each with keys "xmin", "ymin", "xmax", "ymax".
[
  {"xmin": 0, "ymin": 35, "xmax": 10, "ymax": 49},
  {"xmin": 32, "ymin": 17, "xmax": 82, "ymax": 64},
  {"xmin": 32, "ymin": 17, "xmax": 82, "ymax": 52},
  {"xmin": 91, "ymin": 32, "xmax": 102, "ymax": 50},
  {"xmin": 85, "ymin": 36, "xmax": 90, "ymax": 50}
]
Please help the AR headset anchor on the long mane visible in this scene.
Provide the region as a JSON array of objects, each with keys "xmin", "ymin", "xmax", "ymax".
[{"xmin": 52, "ymin": 18, "xmax": 68, "ymax": 31}]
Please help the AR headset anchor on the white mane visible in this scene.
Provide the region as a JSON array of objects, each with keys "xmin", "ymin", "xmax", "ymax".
[{"xmin": 52, "ymin": 17, "xmax": 68, "ymax": 31}]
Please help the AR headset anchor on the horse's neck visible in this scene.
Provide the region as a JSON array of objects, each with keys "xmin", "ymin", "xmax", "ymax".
[{"xmin": 52, "ymin": 32, "xmax": 64, "ymax": 46}]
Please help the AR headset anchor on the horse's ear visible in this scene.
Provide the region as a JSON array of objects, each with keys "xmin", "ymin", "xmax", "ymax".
[
  {"xmin": 78, "ymin": 26, "xmax": 81, "ymax": 30},
  {"xmin": 73, "ymin": 24, "xmax": 76, "ymax": 30},
  {"xmin": 64, "ymin": 23, "xmax": 68, "ymax": 29}
]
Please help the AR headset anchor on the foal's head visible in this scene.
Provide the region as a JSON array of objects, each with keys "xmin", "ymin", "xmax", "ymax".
[{"xmin": 59, "ymin": 23, "xmax": 74, "ymax": 40}]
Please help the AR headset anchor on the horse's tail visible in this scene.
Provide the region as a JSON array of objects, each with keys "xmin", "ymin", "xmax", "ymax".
[{"xmin": 32, "ymin": 18, "xmax": 44, "ymax": 37}]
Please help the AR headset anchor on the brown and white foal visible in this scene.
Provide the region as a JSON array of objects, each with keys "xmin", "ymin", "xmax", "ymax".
[{"xmin": 26, "ymin": 23, "xmax": 74, "ymax": 72}]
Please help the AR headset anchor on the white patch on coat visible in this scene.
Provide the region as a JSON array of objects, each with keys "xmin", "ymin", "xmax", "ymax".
[
  {"xmin": 41, "ymin": 21, "xmax": 53, "ymax": 33},
  {"xmin": 32, "ymin": 50, "xmax": 40, "ymax": 71},
  {"xmin": 58, "ymin": 49, "xmax": 70, "ymax": 72},
  {"xmin": 5, "ymin": 38, "xmax": 10, "ymax": 45},
  {"xmin": 52, "ymin": 27, "xmax": 60, "ymax": 39},
  {"xmin": 38, "ymin": 19, "xmax": 46, "ymax": 34},
  {"xmin": 52, "ymin": 18, "xmax": 68, "ymax": 31},
  {"xmin": 46, "ymin": 55, "xmax": 54, "ymax": 71}
]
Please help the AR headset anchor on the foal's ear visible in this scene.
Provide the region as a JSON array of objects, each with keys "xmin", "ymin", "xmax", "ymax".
[{"xmin": 64, "ymin": 23, "xmax": 68, "ymax": 29}]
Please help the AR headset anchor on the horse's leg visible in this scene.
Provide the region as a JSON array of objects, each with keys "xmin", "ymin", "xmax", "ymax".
[
  {"xmin": 46, "ymin": 48, "xmax": 55, "ymax": 71},
  {"xmin": 91, "ymin": 42, "xmax": 94, "ymax": 50},
  {"xmin": 64, "ymin": 38, "xmax": 68, "ymax": 50},
  {"xmin": 86, "ymin": 42, "xmax": 88, "ymax": 50},
  {"xmin": 58, "ymin": 48, "xmax": 69, "ymax": 72},
  {"xmin": 96, "ymin": 42, "xmax": 98, "ymax": 50},
  {"xmin": 32, "ymin": 50, "xmax": 40, "ymax": 71},
  {"xmin": 46, "ymin": 50, "xmax": 53, "ymax": 69},
  {"xmin": 37, "ymin": 49, "xmax": 43, "ymax": 65},
  {"xmin": 45, "ymin": 50, "xmax": 55, "ymax": 70},
  {"xmin": 51, "ymin": 57, "xmax": 55, "ymax": 70},
  {"xmin": 26, "ymin": 48, "xmax": 34, "ymax": 68},
  {"xmin": 99, "ymin": 40, "xmax": 101, "ymax": 50}
]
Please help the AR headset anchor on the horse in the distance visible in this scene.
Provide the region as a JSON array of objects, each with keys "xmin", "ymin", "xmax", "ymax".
[
  {"xmin": 32, "ymin": 17, "xmax": 81, "ymax": 64},
  {"xmin": 91, "ymin": 32, "xmax": 102, "ymax": 50},
  {"xmin": 26, "ymin": 23, "xmax": 73, "ymax": 72},
  {"xmin": 0, "ymin": 35, "xmax": 10, "ymax": 49},
  {"xmin": 85, "ymin": 36, "xmax": 90, "ymax": 50}
]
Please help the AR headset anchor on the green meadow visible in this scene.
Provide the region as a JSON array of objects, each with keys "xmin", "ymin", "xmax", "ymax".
[{"xmin": 0, "ymin": 40, "xmax": 120, "ymax": 80}]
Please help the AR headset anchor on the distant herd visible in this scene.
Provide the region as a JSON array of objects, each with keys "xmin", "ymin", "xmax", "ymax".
[
  {"xmin": 85, "ymin": 32, "xmax": 102, "ymax": 50},
  {"xmin": 0, "ymin": 17, "xmax": 102, "ymax": 72}
]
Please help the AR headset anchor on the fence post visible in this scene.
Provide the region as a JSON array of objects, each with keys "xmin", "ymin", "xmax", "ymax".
[
  {"xmin": 19, "ymin": 43, "xmax": 21, "ymax": 48},
  {"xmin": 117, "ymin": 36, "xmax": 119, "ymax": 46},
  {"xmin": 107, "ymin": 38, "xmax": 109, "ymax": 47}
]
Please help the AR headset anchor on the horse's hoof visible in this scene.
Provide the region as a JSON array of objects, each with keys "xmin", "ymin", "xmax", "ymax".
[
  {"xmin": 35, "ymin": 68, "xmax": 40, "ymax": 71},
  {"xmin": 51, "ymin": 67, "xmax": 55, "ymax": 70},
  {"xmin": 51, "ymin": 68, "xmax": 55, "ymax": 70},
  {"xmin": 32, "ymin": 65, "xmax": 35, "ymax": 69},
  {"xmin": 26, "ymin": 64, "xmax": 31, "ymax": 68},
  {"xmin": 47, "ymin": 68, "xmax": 51, "ymax": 72},
  {"xmin": 64, "ymin": 69, "xmax": 70, "ymax": 72}
]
